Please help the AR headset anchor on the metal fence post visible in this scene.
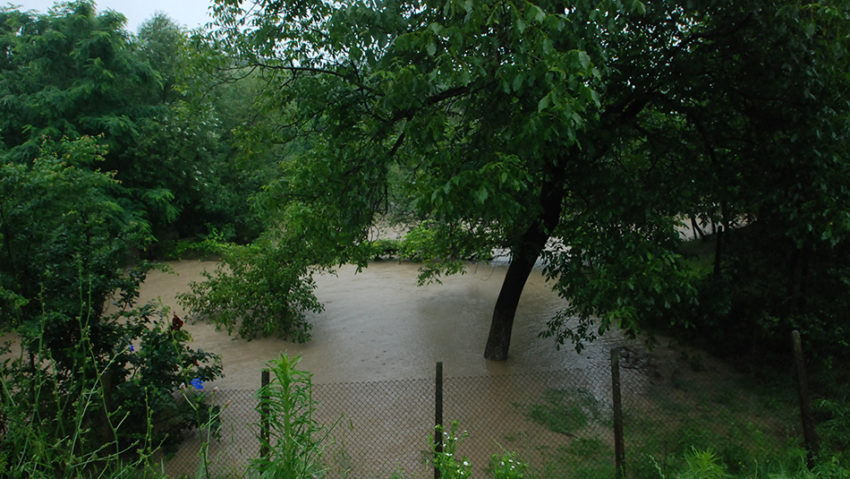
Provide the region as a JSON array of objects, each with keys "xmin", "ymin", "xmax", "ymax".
[
  {"xmin": 260, "ymin": 369, "xmax": 270, "ymax": 460},
  {"xmin": 791, "ymin": 330, "xmax": 819, "ymax": 468},
  {"xmin": 435, "ymin": 361, "xmax": 443, "ymax": 479},
  {"xmin": 611, "ymin": 347, "xmax": 626, "ymax": 479}
]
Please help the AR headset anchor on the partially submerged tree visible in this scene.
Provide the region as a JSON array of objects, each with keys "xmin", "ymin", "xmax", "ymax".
[{"xmin": 202, "ymin": 0, "xmax": 850, "ymax": 360}]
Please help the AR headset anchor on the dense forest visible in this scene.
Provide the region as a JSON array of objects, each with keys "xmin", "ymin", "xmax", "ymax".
[
  {"xmin": 0, "ymin": 2, "xmax": 272, "ymax": 474},
  {"xmin": 1, "ymin": 0, "xmax": 849, "ymax": 477}
]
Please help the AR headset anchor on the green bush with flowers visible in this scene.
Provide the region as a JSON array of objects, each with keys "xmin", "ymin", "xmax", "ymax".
[{"xmin": 0, "ymin": 138, "xmax": 222, "ymax": 475}]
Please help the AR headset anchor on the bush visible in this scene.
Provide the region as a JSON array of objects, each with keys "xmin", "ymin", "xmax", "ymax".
[
  {"xmin": 0, "ymin": 137, "xmax": 222, "ymax": 469},
  {"xmin": 178, "ymin": 233, "xmax": 323, "ymax": 341},
  {"xmin": 0, "ymin": 321, "xmax": 164, "ymax": 478}
]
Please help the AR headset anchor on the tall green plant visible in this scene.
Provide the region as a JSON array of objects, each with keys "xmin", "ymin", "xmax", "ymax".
[{"xmin": 250, "ymin": 354, "xmax": 332, "ymax": 478}]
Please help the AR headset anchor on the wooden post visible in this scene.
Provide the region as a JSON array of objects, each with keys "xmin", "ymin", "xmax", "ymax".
[
  {"xmin": 260, "ymin": 369, "xmax": 270, "ymax": 460},
  {"xmin": 435, "ymin": 361, "xmax": 443, "ymax": 479},
  {"xmin": 611, "ymin": 348, "xmax": 626, "ymax": 479},
  {"xmin": 791, "ymin": 330, "xmax": 819, "ymax": 468}
]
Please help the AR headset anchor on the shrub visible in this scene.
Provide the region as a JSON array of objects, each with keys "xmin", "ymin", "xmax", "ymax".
[
  {"xmin": 178, "ymin": 234, "xmax": 323, "ymax": 342},
  {"xmin": 0, "ymin": 320, "xmax": 166, "ymax": 478},
  {"xmin": 0, "ymin": 137, "xmax": 222, "ymax": 465}
]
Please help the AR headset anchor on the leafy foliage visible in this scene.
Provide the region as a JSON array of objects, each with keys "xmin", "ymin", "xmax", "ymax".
[
  {"xmin": 0, "ymin": 137, "xmax": 147, "ymax": 333},
  {"xmin": 130, "ymin": 13, "xmax": 273, "ymax": 247},
  {"xmin": 251, "ymin": 354, "xmax": 332, "ymax": 477},
  {"xmin": 0, "ymin": 337, "xmax": 166, "ymax": 478},
  {"xmin": 0, "ymin": 2, "xmax": 146, "ymax": 162},
  {"xmin": 109, "ymin": 305, "xmax": 222, "ymax": 451},
  {"xmin": 177, "ymin": 233, "xmax": 323, "ymax": 341},
  {"xmin": 0, "ymin": 2, "xmax": 270, "ymax": 253},
  {"xmin": 0, "ymin": 137, "xmax": 221, "ymax": 465},
  {"xmin": 205, "ymin": 0, "xmax": 665, "ymax": 354},
  {"xmin": 204, "ymin": 0, "xmax": 850, "ymax": 364}
]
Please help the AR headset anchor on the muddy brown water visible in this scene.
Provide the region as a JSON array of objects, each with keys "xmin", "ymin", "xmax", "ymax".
[
  {"xmin": 3, "ymin": 260, "xmax": 663, "ymax": 477},
  {"xmin": 141, "ymin": 260, "xmax": 630, "ymax": 388},
  {"xmin": 142, "ymin": 260, "xmax": 638, "ymax": 477}
]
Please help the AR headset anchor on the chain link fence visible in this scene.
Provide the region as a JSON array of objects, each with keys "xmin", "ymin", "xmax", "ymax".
[{"xmin": 160, "ymin": 348, "xmax": 801, "ymax": 479}]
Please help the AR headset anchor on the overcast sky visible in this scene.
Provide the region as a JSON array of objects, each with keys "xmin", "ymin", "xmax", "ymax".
[{"xmin": 9, "ymin": 0, "xmax": 216, "ymax": 34}]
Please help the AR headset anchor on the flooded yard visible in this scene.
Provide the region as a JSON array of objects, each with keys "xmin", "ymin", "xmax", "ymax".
[{"xmin": 141, "ymin": 260, "xmax": 631, "ymax": 388}]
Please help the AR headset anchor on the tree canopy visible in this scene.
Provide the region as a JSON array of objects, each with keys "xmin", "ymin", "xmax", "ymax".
[
  {"xmin": 0, "ymin": 2, "xmax": 255, "ymax": 463},
  {"xmin": 195, "ymin": 0, "xmax": 850, "ymax": 361},
  {"xmin": 0, "ymin": 1, "xmax": 271, "ymax": 249}
]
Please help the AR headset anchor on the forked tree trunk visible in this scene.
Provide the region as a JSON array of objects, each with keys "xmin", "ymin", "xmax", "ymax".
[{"xmin": 484, "ymin": 178, "xmax": 565, "ymax": 361}]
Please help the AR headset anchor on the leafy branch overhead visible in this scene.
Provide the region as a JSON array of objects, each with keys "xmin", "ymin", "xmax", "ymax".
[{"xmin": 191, "ymin": 0, "xmax": 850, "ymax": 364}]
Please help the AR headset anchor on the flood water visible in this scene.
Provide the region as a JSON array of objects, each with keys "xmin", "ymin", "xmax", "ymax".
[
  {"xmin": 2, "ymin": 259, "xmax": 653, "ymax": 477},
  {"xmin": 139, "ymin": 260, "xmax": 630, "ymax": 388}
]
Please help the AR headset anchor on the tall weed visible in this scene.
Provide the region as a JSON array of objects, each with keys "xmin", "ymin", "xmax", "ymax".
[
  {"xmin": 0, "ymin": 320, "xmax": 165, "ymax": 478},
  {"xmin": 250, "ymin": 354, "xmax": 334, "ymax": 478}
]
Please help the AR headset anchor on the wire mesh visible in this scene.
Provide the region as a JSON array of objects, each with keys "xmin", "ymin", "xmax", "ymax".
[{"xmin": 160, "ymin": 354, "xmax": 801, "ymax": 479}]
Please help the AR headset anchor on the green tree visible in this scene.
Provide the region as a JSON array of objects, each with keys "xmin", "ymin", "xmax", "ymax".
[
  {"xmin": 0, "ymin": 2, "xmax": 270, "ymax": 252},
  {"xmin": 0, "ymin": 137, "xmax": 147, "ymax": 332},
  {"xmin": 0, "ymin": 2, "xmax": 154, "ymax": 163},
  {"xmin": 128, "ymin": 13, "xmax": 272, "ymax": 245},
  {"xmin": 675, "ymin": 1, "xmax": 850, "ymax": 361},
  {"xmin": 203, "ymin": 0, "xmax": 850, "ymax": 361}
]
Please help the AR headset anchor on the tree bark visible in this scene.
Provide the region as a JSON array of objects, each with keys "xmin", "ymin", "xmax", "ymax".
[
  {"xmin": 484, "ymin": 233, "xmax": 547, "ymax": 360},
  {"xmin": 713, "ymin": 224, "xmax": 723, "ymax": 278},
  {"xmin": 787, "ymin": 245, "xmax": 810, "ymax": 315},
  {"xmin": 798, "ymin": 246, "xmax": 809, "ymax": 314},
  {"xmin": 484, "ymin": 178, "xmax": 565, "ymax": 361}
]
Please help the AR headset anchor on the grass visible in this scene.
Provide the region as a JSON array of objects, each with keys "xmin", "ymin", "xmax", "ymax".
[
  {"xmin": 507, "ymin": 352, "xmax": 835, "ymax": 479},
  {"xmin": 522, "ymin": 388, "xmax": 603, "ymax": 436}
]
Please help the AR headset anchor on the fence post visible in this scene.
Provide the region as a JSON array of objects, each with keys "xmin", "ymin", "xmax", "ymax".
[
  {"xmin": 260, "ymin": 369, "xmax": 270, "ymax": 460},
  {"xmin": 435, "ymin": 361, "xmax": 443, "ymax": 479},
  {"xmin": 611, "ymin": 347, "xmax": 626, "ymax": 479},
  {"xmin": 791, "ymin": 330, "xmax": 818, "ymax": 468}
]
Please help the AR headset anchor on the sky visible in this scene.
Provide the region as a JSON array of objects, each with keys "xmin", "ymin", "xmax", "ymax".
[{"xmin": 9, "ymin": 0, "xmax": 216, "ymax": 34}]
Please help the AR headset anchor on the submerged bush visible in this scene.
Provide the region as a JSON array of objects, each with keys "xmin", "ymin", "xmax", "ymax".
[{"xmin": 178, "ymin": 234, "xmax": 323, "ymax": 342}]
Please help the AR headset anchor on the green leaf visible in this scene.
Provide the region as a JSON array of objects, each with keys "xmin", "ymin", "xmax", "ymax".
[
  {"xmin": 426, "ymin": 41, "xmax": 437, "ymax": 57},
  {"xmin": 578, "ymin": 51, "xmax": 591, "ymax": 70},
  {"xmin": 528, "ymin": 5, "xmax": 546, "ymax": 23},
  {"xmin": 516, "ymin": 18, "xmax": 527, "ymax": 33},
  {"xmin": 538, "ymin": 92, "xmax": 551, "ymax": 112},
  {"xmin": 350, "ymin": 45, "xmax": 362, "ymax": 61},
  {"xmin": 512, "ymin": 72, "xmax": 524, "ymax": 92}
]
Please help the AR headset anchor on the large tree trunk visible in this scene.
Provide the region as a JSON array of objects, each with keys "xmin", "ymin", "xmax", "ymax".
[
  {"xmin": 484, "ymin": 228, "xmax": 549, "ymax": 360},
  {"xmin": 484, "ymin": 179, "xmax": 565, "ymax": 361}
]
